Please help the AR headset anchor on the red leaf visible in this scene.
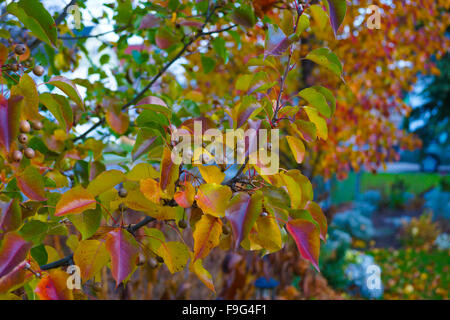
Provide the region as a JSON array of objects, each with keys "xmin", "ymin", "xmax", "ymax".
[
  {"xmin": 0, "ymin": 232, "xmax": 31, "ymax": 278},
  {"xmin": 55, "ymin": 186, "xmax": 96, "ymax": 216},
  {"xmin": 286, "ymin": 219, "xmax": 320, "ymax": 271},
  {"xmin": 16, "ymin": 166, "xmax": 47, "ymax": 201},
  {"xmin": 0, "ymin": 260, "xmax": 32, "ymax": 294},
  {"xmin": 0, "ymin": 94, "xmax": 23, "ymax": 153},
  {"xmin": 305, "ymin": 201, "xmax": 328, "ymax": 241},
  {"xmin": 35, "ymin": 270, "xmax": 73, "ymax": 300},
  {"xmin": 105, "ymin": 228, "xmax": 139, "ymax": 286},
  {"xmin": 0, "ymin": 198, "xmax": 22, "ymax": 232},
  {"xmin": 225, "ymin": 191, "xmax": 262, "ymax": 249}
]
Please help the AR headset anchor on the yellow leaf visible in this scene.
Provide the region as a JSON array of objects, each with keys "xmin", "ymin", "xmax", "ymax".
[
  {"xmin": 157, "ymin": 241, "xmax": 190, "ymax": 274},
  {"xmin": 193, "ymin": 214, "xmax": 222, "ymax": 261},
  {"xmin": 198, "ymin": 165, "xmax": 225, "ymax": 184},
  {"xmin": 87, "ymin": 170, "xmax": 126, "ymax": 197},
  {"xmin": 73, "ymin": 240, "xmax": 110, "ymax": 282},
  {"xmin": 126, "ymin": 163, "xmax": 159, "ymax": 181},
  {"xmin": 286, "ymin": 135, "xmax": 305, "ymax": 163},
  {"xmin": 140, "ymin": 178, "xmax": 161, "ymax": 203},
  {"xmin": 196, "ymin": 184, "xmax": 232, "ymax": 217},
  {"xmin": 190, "ymin": 259, "xmax": 215, "ymax": 293}
]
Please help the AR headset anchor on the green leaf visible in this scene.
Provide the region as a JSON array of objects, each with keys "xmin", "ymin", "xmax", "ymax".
[
  {"xmin": 305, "ymin": 47, "xmax": 343, "ymax": 78},
  {"xmin": 298, "ymin": 87, "xmax": 331, "ymax": 118},
  {"xmin": 11, "ymin": 73, "xmax": 39, "ymax": 120},
  {"xmin": 212, "ymin": 37, "xmax": 228, "ymax": 62},
  {"xmin": 7, "ymin": 0, "xmax": 57, "ymax": 47},
  {"xmin": 39, "ymin": 93, "xmax": 73, "ymax": 132},
  {"xmin": 232, "ymin": 4, "xmax": 256, "ymax": 28},
  {"xmin": 68, "ymin": 207, "xmax": 102, "ymax": 240},
  {"xmin": 201, "ymin": 55, "xmax": 216, "ymax": 74},
  {"xmin": 47, "ymin": 76, "xmax": 84, "ymax": 110},
  {"xmin": 30, "ymin": 244, "xmax": 47, "ymax": 265}
]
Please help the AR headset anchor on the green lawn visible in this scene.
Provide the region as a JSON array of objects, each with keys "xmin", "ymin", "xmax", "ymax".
[{"xmin": 331, "ymin": 172, "xmax": 449, "ymax": 204}]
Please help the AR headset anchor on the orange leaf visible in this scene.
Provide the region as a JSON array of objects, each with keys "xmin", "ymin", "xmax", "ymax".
[
  {"xmin": 193, "ymin": 214, "xmax": 222, "ymax": 261},
  {"xmin": 55, "ymin": 186, "xmax": 96, "ymax": 216},
  {"xmin": 35, "ymin": 270, "xmax": 73, "ymax": 300},
  {"xmin": 140, "ymin": 178, "xmax": 161, "ymax": 204}
]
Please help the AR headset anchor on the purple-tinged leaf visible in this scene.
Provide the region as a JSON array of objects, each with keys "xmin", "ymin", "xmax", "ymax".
[
  {"xmin": 326, "ymin": 0, "xmax": 347, "ymax": 36},
  {"xmin": 0, "ymin": 95, "xmax": 23, "ymax": 153},
  {"xmin": 105, "ymin": 228, "xmax": 139, "ymax": 286},
  {"xmin": 225, "ymin": 191, "xmax": 262, "ymax": 249},
  {"xmin": 286, "ymin": 219, "xmax": 320, "ymax": 271},
  {"xmin": 0, "ymin": 199, "xmax": 22, "ymax": 232},
  {"xmin": 0, "ymin": 232, "xmax": 31, "ymax": 278},
  {"xmin": 264, "ymin": 25, "xmax": 290, "ymax": 58},
  {"xmin": 139, "ymin": 14, "xmax": 161, "ymax": 29}
]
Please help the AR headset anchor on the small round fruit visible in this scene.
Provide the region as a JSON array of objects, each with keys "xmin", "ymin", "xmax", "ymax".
[
  {"xmin": 148, "ymin": 257, "xmax": 158, "ymax": 269},
  {"xmin": 156, "ymin": 256, "xmax": 164, "ymax": 263},
  {"xmin": 24, "ymin": 148, "xmax": 35, "ymax": 159},
  {"xmin": 33, "ymin": 65, "xmax": 44, "ymax": 76},
  {"xmin": 10, "ymin": 63, "xmax": 19, "ymax": 72},
  {"xmin": 222, "ymin": 225, "xmax": 231, "ymax": 235},
  {"xmin": 20, "ymin": 120, "xmax": 31, "ymax": 133},
  {"xmin": 12, "ymin": 150, "xmax": 23, "ymax": 162},
  {"xmin": 118, "ymin": 188, "xmax": 128, "ymax": 198},
  {"xmin": 14, "ymin": 44, "xmax": 26, "ymax": 55},
  {"xmin": 18, "ymin": 133, "xmax": 28, "ymax": 144},
  {"xmin": 178, "ymin": 219, "xmax": 188, "ymax": 229},
  {"xmin": 31, "ymin": 120, "xmax": 43, "ymax": 130}
]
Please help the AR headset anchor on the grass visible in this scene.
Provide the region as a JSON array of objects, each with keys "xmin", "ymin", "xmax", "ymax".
[{"xmin": 331, "ymin": 172, "xmax": 449, "ymax": 204}]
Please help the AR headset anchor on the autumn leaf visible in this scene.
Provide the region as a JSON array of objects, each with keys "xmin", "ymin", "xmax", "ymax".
[
  {"xmin": 16, "ymin": 166, "xmax": 46, "ymax": 201},
  {"xmin": 198, "ymin": 165, "xmax": 225, "ymax": 184},
  {"xmin": 0, "ymin": 232, "xmax": 31, "ymax": 278},
  {"xmin": 87, "ymin": 169, "xmax": 126, "ymax": 197},
  {"xmin": 159, "ymin": 147, "xmax": 179, "ymax": 198},
  {"xmin": 286, "ymin": 219, "xmax": 320, "ymax": 271},
  {"xmin": 305, "ymin": 201, "xmax": 327, "ymax": 242},
  {"xmin": 157, "ymin": 241, "xmax": 190, "ymax": 274},
  {"xmin": 0, "ymin": 95, "xmax": 22, "ymax": 153},
  {"xmin": 225, "ymin": 191, "xmax": 262, "ymax": 249},
  {"xmin": 35, "ymin": 270, "xmax": 73, "ymax": 300},
  {"xmin": 0, "ymin": 199, "xmax": 22, "ymax": 233},
  {"xmin": 105, "ymin": 228, "xmax": 139, "ymax": 285},
  {"xmin": 196, "ymin": 184, "xmax": 232, "ymax": 217},
  {"xmin": 325, "ymin": 0, "xmax": 347, "ymax": 36},
  {"xmin": 174, "ymin": 181, "xmax": 195, "ymax": 208},
  {"xmin": 55, "ymin": 186, "xmax": 96, "ymax": 216},
  {"xmin": 193, "ymin": 214, "xmax": 222, "ymax": 261},
  {"xmin": 190, "ymin": 259, "xmax": 215, "ymax": 293},
  {"xmin": 286, "ymin": 135, "xmax": 305, "ymax": 163},
  {"xmin": 140, "ymin": 178, "xmax": 161, "ymax": 204},
  {"xmin": 47, "ymin": 76, "xmax": 84, "ymax": 109},
  {"xmin": 73, "ymin": 239, "xmax": 110, "ymax": 282},
  {"xmin": 11, "ymin": 73, "xmax": 39, "ymax": 120}
]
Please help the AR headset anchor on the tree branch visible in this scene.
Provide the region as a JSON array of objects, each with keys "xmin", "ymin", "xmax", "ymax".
[
  {"xmin": 73, "ymin": 4, "xmax": 225, "ymax": 142},
  {"xmin": 39, "ymin": 216, "xmax": 156, "ymax": 271}
]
